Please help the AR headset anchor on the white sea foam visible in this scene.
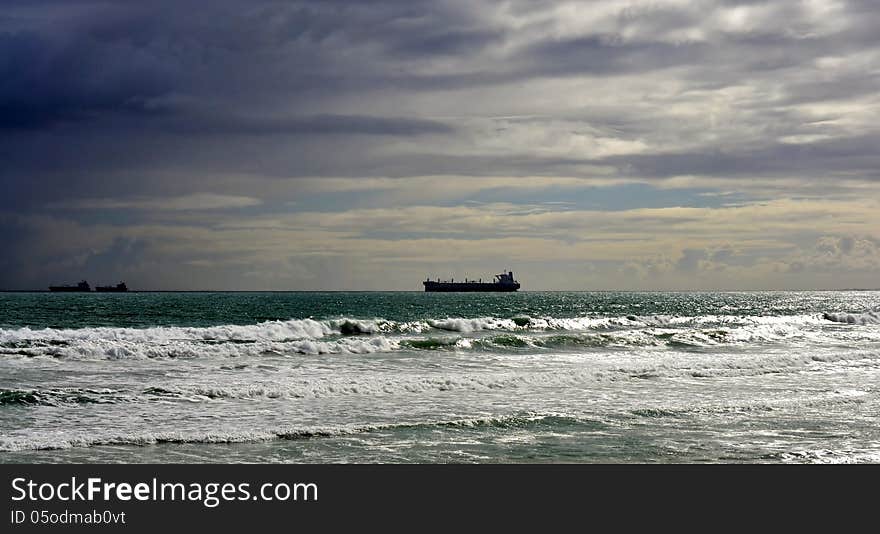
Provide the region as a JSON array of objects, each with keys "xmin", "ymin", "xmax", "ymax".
[
  {"xmin": 0, "ymin": 313, "xmax": 838, "ymax": 345},
  {"xmin": 0, "ymin": 336, "xmax": 400, "ymax": 360},
  {"xmin": 0, "ymin": 318, "xmax": 335, "ymax": 344},
  {"xmin": 0, "ymin": 413, "xmax": 583, "ymax": 451},
  {"xmin": 1, "ymin": 312, "xmax": 876, "ymax": 361},
  {"xmin": 0, "ymin": 317, "xmax": 438, "ymax": 348},
  {"xmin": 32, "ymin": 347, "xmax": 880, "ymax": 403},
  {"xmin": 427, "ymin": 317, "xmax": 519, "ymax": 332},
  {"xmin": 823, "ymin": 311, "xmax": 880, "ymax": 325}
]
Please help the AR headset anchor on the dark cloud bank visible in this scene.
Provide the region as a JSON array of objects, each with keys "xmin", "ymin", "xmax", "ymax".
[{"xmin": 1, "ymin": 0, "xmax": 879, "ymax": 288}]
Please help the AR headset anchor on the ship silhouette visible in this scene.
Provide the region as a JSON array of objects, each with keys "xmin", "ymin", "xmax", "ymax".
[
  {"xmin": 423, "ymin": 271, "xmax": 520, "ymax": 292},
  {"xmin": 48, "ymin": 280, "xmax": 91, "ymax": 292},
  {"xmin": 96, "ymin": 282, "xmax": 128, "ymax": 292},
  {"xmin": 48, "ymin": 280, "xmax": 129, "ymax": 292}
]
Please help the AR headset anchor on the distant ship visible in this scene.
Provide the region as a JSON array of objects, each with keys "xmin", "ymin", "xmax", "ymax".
[
  {"xmin": 49, "ymin": 280, "xmax": 91, "ymax": 292},
  {"xmin": 423, "ymin": 271, "xmax": 521, "ymax": 292},
  {"xmin": 96, "ymin": 282, "xmax": 128, "ymax": 292}
]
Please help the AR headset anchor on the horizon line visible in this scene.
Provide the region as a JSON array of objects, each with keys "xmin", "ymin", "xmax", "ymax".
[{"xmin": 2, "ymin": 288, "xmax": 880, "ymax": 293}]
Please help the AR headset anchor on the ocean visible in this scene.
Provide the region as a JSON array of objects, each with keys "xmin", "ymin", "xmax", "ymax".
[{"xmin": 1, "ymin": 291, "xmax": 879, "ymax": 463}]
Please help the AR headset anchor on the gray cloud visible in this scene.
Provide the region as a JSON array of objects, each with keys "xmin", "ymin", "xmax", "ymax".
[
  {"xmin": 677, "ymin": 248, "xmax": 707, "ymax": 273},
  {"xmin": 0, "ymin": 28, "xmax": 174, "ymax": 129},
  {"xmin": 521, "ymin": 35, "xmax": 709, "ymax": 78},
  {"xmin": 1, "ymin": 0, "xmax": 879, "ymax": 289},
  {"xmin": 165, "ymin": 113, "xmax": 454, "ymax": 137},
  {"xmin": 600, "ymin": 133, "xmax": 880, "ymax": 180}
]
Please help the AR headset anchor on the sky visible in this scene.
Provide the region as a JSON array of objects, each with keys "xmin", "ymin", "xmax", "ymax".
[{"xmin": 1, "ymin": 0, "xmax": 879, "ymax": 290}]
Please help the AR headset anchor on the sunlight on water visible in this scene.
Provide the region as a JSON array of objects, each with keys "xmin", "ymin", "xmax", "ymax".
[{"xmin": 1, "ymin": 291, "xmax": 879, "ymax": 463}]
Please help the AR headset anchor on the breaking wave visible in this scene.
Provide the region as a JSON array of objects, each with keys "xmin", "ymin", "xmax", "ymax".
[
  {"xmin": 823, "ymin": 311, "xmax": 880, "ymax": 325},
  {"xmin": 629, "ymin": 388, "xmax": 870, "ymax": 419},
  {"xmin": 4, "ymin": 348, "xmax": 879, "ymax": 411},
  {"xmin": 0, "ymin": 412, "xmax": 590, "ymax": 451},
  {"xmin": 0, "ymin": 337, "xmax": 399, "ymax": 360},
  {"xmin": 1, "ymin": 312, "xmax": 878, "ymax": 360},
  {"xmin": 0, "ymin": 388, "xmax": 127, "ymax": 406},
  {"xmin": 0, "ymin": 313, "xmax": 848, "ymax": 342}
]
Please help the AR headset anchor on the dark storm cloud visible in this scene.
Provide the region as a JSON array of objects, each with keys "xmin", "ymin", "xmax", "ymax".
[
  {"xmin": 0, "ymin": 0, "xmax": 468, "ymax": 212},
  {"xmin": 2, "ymin": 0, "xmax": 880, "ymax": 289},
  {"xmin": 0, "ymin": 0, "xmax": 465, "ymax": 130},
  {"xmin": 3, "ymin": 0, "xmax": 876, "ymax": 130},
  {"xmin": 0, "ymin": 28, "xmax": 174, "ymax": 129},
  {"xmin": 167, "ymin": 113, "xmax": 454, "ymax": 137},
  {"xmin": 383, "ymin": 28, "xmax": 504, "ymax": 58}
]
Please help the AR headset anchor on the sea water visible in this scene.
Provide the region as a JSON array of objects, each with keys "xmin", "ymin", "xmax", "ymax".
[{"xmin": 1, "ymin": 291, "xmax": 878, "ymax": 463}]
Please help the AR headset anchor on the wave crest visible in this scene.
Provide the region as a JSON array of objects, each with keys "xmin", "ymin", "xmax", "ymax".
[
  {"xmin": 1, "ymin": 312, "xmax": 876, "ymax": 360},
  {"xmin": 823, "ymin": 311, "xmax": 880, "ymax": 325},
  {"xmin": 0, "ymin": 388, "xmax": 124, "ymax": 406},
  {"xmin": 0, "ymin": 412, "xmax": 588, "ymax": 451}
]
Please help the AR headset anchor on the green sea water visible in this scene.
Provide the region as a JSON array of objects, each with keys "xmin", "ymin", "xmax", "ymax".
[{"xmin": 1, "ymin": 291, "xmax": 879, "ymax": 463}]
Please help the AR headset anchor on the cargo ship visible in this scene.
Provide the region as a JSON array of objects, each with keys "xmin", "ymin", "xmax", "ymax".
[
  {"xmin": 96, "ymin": 282, "xmax": 128, "ymax": 292},
  {"xmin": 49, "ymin": 280, "xmax": 91, "ymax": 292},
  {"xmin": 423, "ymin": 271, "xmax": 520, "ymax": 292}
]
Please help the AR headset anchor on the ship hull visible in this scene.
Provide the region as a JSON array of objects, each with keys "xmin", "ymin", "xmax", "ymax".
[
  {"xmin": 95, "ymin": 288, "xmax": 128, "ymax": 292},
  {"xmin": 48, "ymin": 287, "xmax": 91, "ymax": 292},
  {"xmin": 423, "ymin": 282, "xmax": 520, "ymax": 292}
]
